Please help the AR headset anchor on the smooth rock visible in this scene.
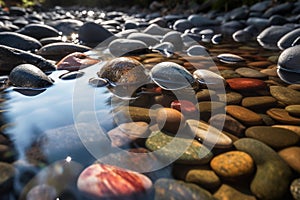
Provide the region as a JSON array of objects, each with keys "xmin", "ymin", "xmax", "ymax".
[
  {"xmin": 218, "ymin": 91, "xmax": 243, "ymax": 105},
  {"xmin": 162, "ymin": 31, "xmax": 183, "ymax": 51},
  {"xmin": 220, "ymin": 70, "xmax": 241, "ymax": 79},
  {"xmin": 143, "ymin": 24, "xmax": 169, "ymax": 35},
  {"xmin": 188, "ymin": 14, "xmax": 218, "ymax": 27},
  {"xmin": 187, "ymin": 45, "xmax": 208, "ymax": 56},
  {"xmin": 78, "ymin": 22, "xmax": 114, "ymax": 45},
  {"xmin": 127, "ymin": 32, "xmax": 160, "ymax": 46},
  {"xmin": 60, "ymin": 71, "xmax": 84, "ymax": 80},
  {"xmin": 285, "ymin": 105, "xmax": 300, "ymax": 117},
  {"xmin": 196, "ymin": 89, "xmax": 217, "ymax": 101},
  {"xmin": 257, "ymin": 25, "xmax": 292, "ymax": 50},
  {"xmin": 226, "ymin": 105, "xmax": 263, "ymax": 126},
  {"xmin": 108, "ymin": 38, "xmax": 148, "ymax": 56},
  {"xmin": 77, "ymin": 163, "xmax": 152, "ymax": 199},
  {"xmin": 270, "ymin": 86, "xmax": 300, "ymax": 105},
  {"xmin": 171, "ymin": 100, "xmax": 197, "ymax": 116},
  {"xmin": 26, "ymin": 184, "xmax": 57, "ymax": 200},
  {"xmin": 211, "ymin": 151, "xmax": 254, "ymax": 179},
  {"xmin": 217, "ymin": 53, "xmax": 245, "ymax": 64},
  {"xmin": 234, "ymin": 138, "xmax": 292, "ymax": 200},
  {"xmin": 272, "ymin": 125, "xmax": 300, "ymax": 137},
  {"xmin": 209, "ymin": 114, "xmax": 246, "ymax": 137},
  {"xmin": 0, "ymin": 32, "xmax": 41, "ymax": 51},
  {"xmin": 267, "ymin": 108, "xmax": 300, "ymax": 125},
  {"xmin": 156, "ymin": 107, "xmax": 185, "ymax": 134},
  {"xmin": 241, "ymin": 96, "xmax": 277, "ymax": 110},
  {"xmin": 107, "ymin": 122, "xmax": 150, "ymax": 147},
  {"xmin": 235, "ymin": 67, "xmax": 267, "ymax": 78},
  {"xmin": 17, "ymin": 23, "xmax": 60, "ymax": 40},
  {"xmin": 0, "ymin": 162, "xmax": 15, "ymax": 192},
  {"xmin": 186, "ymin": 119, "xmax": 232, "ymax": 148},
  {"xmin": 9, "ymin": 64, "xmax": 53, "ymax": 88},
  {"xmin": 173, "ymin": 19, "xmax": 194, "ymax": 32},
  {"xmin": 114, "ymin": 106, "xmax": 156, "ymax": 124},
  {"xmin": 245, "ymin": 126, "xmax": 299, "ymax": 149},
  {"xmin": 185, "ymin": 169, "xmax": 221, "ymax": 190},
  {"xmin": 213, "ymin": 184, "xmax": 257, "ymax": 200},
  {"xmin": 226, "ymin": 78, "xmax": 266, "ymax": 91},
  {"xmin": 146, "ymin": 131, "xmax": 213, "ymax": 165},
  {"xmin": 193, "ymin": 69, "xmax": 226, "ymax": 89},
  {"xmin": 154, "ymin": 178, "xmax": 215, "ymax": 200},
  {"xmin": 277, "ymin": 28, "xmax": 300, "ymax": 50},
  {"xmin": 48, "ymin": 19, "xmax": 84, "ymax": 36},
  {"xmin": 279, "ymin": 147, "xmax": 300, "ymax": 174}
]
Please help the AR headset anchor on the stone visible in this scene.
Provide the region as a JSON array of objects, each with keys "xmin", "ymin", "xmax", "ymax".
[
  {"xmin": 226, "ymin": 105, "xmax": 263, "ymax": 126},
  {"xmin": 0, "ymin": 32, "xmax": 41, "ymax": 51},
  {"xmin": 186, "ymin": 119, "xmax": 232, "ymax": 148},
  {"xmin": 234, "ymin": 138, "xmax": 292, "ymax": 200},
  {"xmin": 235, "ymin": 67, "xmax": 268, "ymax": 79},
  {"xmin": 107, "ymin": 122, "xmax": 150, "ymax": 147},
  {"xmin": 77, "ymin": 163, "xmax": 152, "ymax": 199},
  {"xmin": 241, "ymin": 96, "xmax": 277, "ymax": 110},
  {"xmin": 291, "ymin": 179, "xmax": 300, "ymax": 200},
  {"xmin": 218, "ymin": 91, "xmax": 243, "ymax": 105},
  {"xmin": 9, "ymin": 64, "xmax": 53, "ymax": 88},
  {"xmin": 270, "ymin": 86, "xmax": 300, "ymax": 105},
  {"xmin": 185, "ymin": 169, "xmax": 221, "ymax": 190},
  {"xmin": 193, "ymin": 69, "xmax": 226, "ymax": 89},
  {"xmin": 217, "ymin": 53, "xmax": 245, "ymax": 64},
  {"xmin": 17, "ymin": 24, "xmax": 60, "ymax": 40},
  {"xmin": 220, "ymin": 70, "xmax": 241, "ymax": 79},
  {"xmin": 0, "ymin": 162, "xmax": 15, "ymax": 192},
  {"xmin": 188, "ymin": 14, "xmax": 218, "ymax": 27},
  {"xmin": 285, "ymin": 105, "xmax": 300, "ymax": 117},
  {"xmin": 209, "ymin": 114, "xmax": 246, "ymax": 137},
  {"xmin": 210, "ymin": 151, "xmax": 254, "ymax": 179},
  {"xmin": 114, "ymin": 106, "xmax": 156, "ymax": 124},
  {"xmin": 279, "ymin": 147, "xmax": 300, "ymax": 174},
  {"xmin": 257, "ymin": 25, "xmax": 292, "ymax": 50},
  {"xmin": 245, "ymin": 126, "xmax": 299, "ymax": 149},
  {"xmin": 173, "ymin": 19, "xmax": 194, "ymax": 32},
  {"xmin": 145, "ymin": 131, "xmax": 213, "ymax": 165},
  {"xmin": 108, "ymin": 38, "xmax": 148, "ymax": 57},
  {"xmin": 272, "ymin": 125, "xmax": 300, "ymax": 136},
  {"xmin": 277, "ymin": 28, "xmax": 300, "ymax": 50},
  {"xmin": 156, "ymin": 108, "xmax": 185, "ymax": 134},
  {"xmin": 171, "ymin": 100, "xmax": 197, "ymax": 116},
  {"xmin": 127, "ymin": 32, "xmax": 160, "ymax": 46},
  {"xmin": 213, "ymin": 184, "xmax": 257, "ymax": 200},
  {"xmin": 154, "ymin": 178, "xmax": 215, "ymax": 200},
  {"xmin": 162, "ymin": 31, "xmax": 183, "ymax": 51},
  {"xmin": 226, "ymin": 78, "xmax": 266, "ymax": 91},
  {"xmin": 143, "ymin": 24, "xmax": 169, "ymax": 35},
  {"xmin": 197, "ymin": 101, "xmax": 226, "ymax": 118},
  {"xmin": 196, "ymin": 89, "xmax": 217, "ymax": 101},
  {"xmin": 187, "ymin": 45, "xmax": 208, "ymax": 56},
  {"xmin": 267, "ymin": 108, "xmax": 300, "ymax": 125},
  {"xmin": 78, "ymin": 22, "xmax": 114, "ymax": 45},
  {"xmin": 26, "ymin": 184, "xmax": 57, "ymax": 200}
]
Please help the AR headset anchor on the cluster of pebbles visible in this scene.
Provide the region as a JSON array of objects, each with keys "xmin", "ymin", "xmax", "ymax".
[{"xmin": 0, "ymin": 0, "xmax": 300, "ymax": 200}]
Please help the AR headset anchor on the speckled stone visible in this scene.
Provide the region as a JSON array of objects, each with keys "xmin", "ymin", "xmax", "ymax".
[
  {"xmin": 210, "ymin": 151, "xmax": 254, "ymax": 179},
  {"xmin": 196, "ymin": 89, "xmax": 217, "ymax": 101},
  {"xmin": 220, "ymin": 70, "xmax": 241, "ymax": 79},
  {"xmin": 145, "ymin": 131, "xmax": 213, "ymax": 165},
  {"xmin": 234, "ymin": 138, "xmax": 292, "ymax": 200},
  {"xmin": 77, "ymin": 163, "xmax": 152, "ymax": 199},
  {"xmin": 285, "ymin": 105, "xmax": 300, "ymax": 117},
  {"xmin": 185, "ymin": 169, "xmax": 221, "ymax": 190},
  {"xmin": 241, "ymin": 96, "xmax": 277, "ymax": 110},
  {"xmin": 218, "ymin": 91, "xmax": 243, "ymax": 105},
  {"xmin": 291, "ymin": 179, "xmax": 300, "ymax": 200},
  {"xmin": 279, "ymin": 147, "xmax": 300, "ymax": 174},
  {"xmin": 235, "ymin": 67, "xmax": 268, "ymax": 78},
  {"xmin": 226, "ymin": 105, "xmax": 263, "ymax": 126},
  {"xmin": 154, "ymin": 178, "xmax": 215, "ymax": 200},
  {"xmin": 267, "ymin": 108, "xmax": 300, "ymax": 125},
  {"xmin": 213, "ymin": 184, "xmax": 257, "ymax": 200},
  {"xmin": 226, "ymin": 78, "xmax": 266, "ymax": 91},
  {"xmin": 270, "ymin": 86, "xmax": 300, "ymax": 106},
  {"xmin": 114, "ymin": 106, "xmax": 156, "ymax": 124},
  {"xmin": 245, "ymin": 126, "xmax": 299, "ymax": 149},
  {"xmin": 186, "ymin": 119, "xmax": 232, "ymax": 148}
]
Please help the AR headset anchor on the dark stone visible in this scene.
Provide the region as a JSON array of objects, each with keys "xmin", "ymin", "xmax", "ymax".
[
  {"xmin": 17, "ymin": 24, "xmax": 60, "ymax": 40},
  {"xmin": 0, "ymin": 32, "xmax": 41, "ymax": 51}
]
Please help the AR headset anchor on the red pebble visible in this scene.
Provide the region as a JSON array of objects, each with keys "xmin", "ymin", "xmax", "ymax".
[
  {"xmin": 226, "ymin": 78, "xmax": 266, "ymax": 90},
  {"xmin": 171, "ymin": 100, "xmax": 197, "ymax": 114}
]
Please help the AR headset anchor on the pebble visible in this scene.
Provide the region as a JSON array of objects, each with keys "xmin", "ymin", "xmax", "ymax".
[
  {"xmin": 241, "ymin": 96, "xmax": 277, "ymax": 110},
  {"xmin": 108, "ymin": 38, "xmax": 148, "ymax": 56},
  {"xmin": 156, "ymin": 108, "xmax": 185, "ymax": 134},
  {"xmin": 114, "ymin": 106, "xmax": 156, "ymax": 124},
  {"xmin": 193, "ymin": 69, "xmax": 226, "ymax": 89},
  {"xmin": 0, "ymin": 32, "xmax": 41, "ymax": 51},
  {"xmin": 187, "ymin": 45, "xmax": 208, "ymax": 56},
  {"xmin": 185, "ymin": 169, "xmax": 221, "ymax": 190},
  {"xmin": 270, "ymin": 86, "xmax": 300, "ymax": 105},
  {"xmin": 77, "ymin": 163, "xmax": 152, "ymax": 199},
  {"xmin": 209, "ymin": 114, "xmax": 246, "ymax": 137},
  {"xmin": 17, "ymin": 23, "xmax": 60, "ymax": 40},
  {"xmin": 277, "ymin": 28, "xmax": 300, "ymax": 50},
  {"xmin": 107, "ymin": 122, "xmax": 150, "ymax": 147},
  {"xmin": 220, "ymin": 69, "xmax": 241, "ymax": 79},
  {"xmin": 272, "ymin": 125, "xmax": 300, "ymax": 136},
  {"xmin": 235, "ymin": 67, "xmax": 268, "ymax": 79},
  {"xmin": 196, "ymin": 89, "xmax": 217, "ymax": 101},
  {"xmin": 218, "ymin": 91, "xmax": 243, "ymax": 105},
  {"xmin": 9, "ymin": 64, "xmax": 53, "ymax": 88},
  {"xmin": 170, "ymin": 100, "xmax": 197, "ymax": 116},
  {"xmin": 291, "ymin": 179, "xmax": 300, "ymax": 200},
  {"xmin": 245, "ymin": 126, "xmax": 299, "ymax": 149},
  {"xmin": 213, "ymin": 184, "xmax": 257, "ymax": 200},
  {"xmin": 0, "ymin": 162, "xmax": 15, "ymax": 192},
  {"xmin": 145, "ymin": 131, "xmax": 213, "ymax": 165},
  {"xmin": 127, "ymin": 32, "xmax": 160, "ymax": 46},
  {"xmin": 226, "ymin": 105, "xmax": 263, "ymax": 126},
  {"xmin": 267, "ymin": 108, "xmax": 300, "ymax": 125},
  {"xmin": 226, "ymin": 78, "xmax": 266, "ymax": 91},
  {"xmin": 26, "ymin": 184, "xmax": 57, "ymax": 200},
  {"xmin": 162, "ymin": 31, "xmax": 183, "ymax": 51},
  {"xmin": 154, "ymin": 178, "xmax": 215, "ymax": 200},
  {"xmin": 143, "ymin": 24, "xmax": 169, "ymax": 35},
  {"xmin": 285, "ymin": 105, "xmax": 300, "ymax": 117},
  {"xmin": 217, "ymin": 53, "xmax": 245, "ymax": 64},
  {"xmin": 279, "ymin": 147, "xmax": 300, "ymax": 174},
  {"xmin": 234, "ymin": 138, "xmax": 292, "ymax": 200},
  {"xmin": 210, "ymin": 151, "xmax": 254, "ymax": 179}
]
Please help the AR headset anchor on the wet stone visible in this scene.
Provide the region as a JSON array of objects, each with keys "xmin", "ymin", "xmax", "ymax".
[
  {"xmin": 185, "ymin": 169, "xmax": 221, "ymax": 190},
  {"xmin": 217, "ymin": 53, "xmax": 245, "ymax": 64},
  {"xmin": 156, "ymin": 108, "xmax": 185, "ymax": 134},
  {"xmin": 279, "ymin": 147, "xmax": 300, "ymax": 174},
  {"xmin": 226, "ymin": 105, "xmax": 263, "ymax": 126},
  {"xmin": 270, "ymin": 86, "xmax": 300, "ymax": 106},
  {"xmin": 267, "ymin": 108, "xmax": 300, "ymax": 125},
  {"xmin": 218, "ymin": 91, "xmax": 243, "ymax": 105},
  {"xmin": 241, "ymin": 96, "xmax": 277, "ymax": 110},
  {"xmin": 234, "ymin": 138, "xmax": 293, "ymax": 200},
  {"xmin": 213, "ymin": 184, "xmax": 257, "ymax": 200},
  {"xmin": 9, "ymin": 64, "xmax": 53, "ymax": 88},
  {"xmin": 145, "ymin": 131, "xmax": 213, "ymax": 165},
  {"xmin": 245, "ymin": 126, "xmax": 299, "ymax": 149},
  {"xmin": 60, "ymin": 71, "xmax": 84, "ymax": 80},
  {"xmin": 108, "ymin": 39, "xmax": 148, "ymax": 57},
  {"xmin": 26, "ymin": 184, "xmax": 57, "ymax": 200},
  {"xmin": 210, "ymin": 151, "xmax": 254, "ymax": 180},
  {"xmin": 285, "ymin": 105, "xmax": 300, "ymax": 117},
  {"xmin": 17, "ymin": 24, "xmax": 60, "ymax": 40},
  {"xmin": 235, "ymin": 67, "xmax": 268, "ymax": 79},
  {"xmin": 196, "ymin": 89, "xmax": 217, "ymax": 101},
  {"xmin": 226, "ymin": 78, "xmax": 266, "ymax": 91},
  {"xmin": 127, "ymin": 32, "xmax": 160, "ymax": 46},
  {"xmin": 220, "ymin": 70, "xmax": 241, "ymax": 79},
  {"xmin": 0, "ymin": 32, "xmax": 42, "ymax": 51},
  {"xmin": 272, "ymin": 125, "xmax": 300, "ymax": 137},
  {"xmin": 77, "ymin": 163, "xmax": 152, "ymax": 199},
  {"xmin": 154, "ymin": 178, "xmax": 215, "ymax": 200}
]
